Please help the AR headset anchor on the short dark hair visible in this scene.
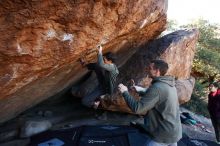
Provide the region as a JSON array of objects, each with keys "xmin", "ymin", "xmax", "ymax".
[
  {"xmin": 150, "ymin": 59, "xmax": 169, "ymax": 76},
  {"xmin": 104, "ymin": 52, "xmax": 116, "ymax": 63},
  {"xmin": 209, "ymin": 82, "xmax": 220, "ymax": 88}
]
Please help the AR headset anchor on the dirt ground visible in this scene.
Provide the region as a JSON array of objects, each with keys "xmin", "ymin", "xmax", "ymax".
[{"xmin": 0, "ymin": 94, "xmax": 217, "ymax": 145}]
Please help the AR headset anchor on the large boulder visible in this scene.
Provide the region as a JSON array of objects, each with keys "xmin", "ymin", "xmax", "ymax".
[{"xmin": 0, "ymin": 0, "xmax": 168, "ymax": 123}]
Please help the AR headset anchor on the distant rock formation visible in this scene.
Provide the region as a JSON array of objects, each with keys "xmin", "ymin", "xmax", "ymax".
[{"xmin": 0, "ymin": 0, "xmax": 167, "ymax": 123}]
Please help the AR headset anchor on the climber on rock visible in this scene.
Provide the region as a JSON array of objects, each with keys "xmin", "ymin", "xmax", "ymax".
[{"xmin": 81, "ymin": 45, "xmax": 119, "ymax": 109}]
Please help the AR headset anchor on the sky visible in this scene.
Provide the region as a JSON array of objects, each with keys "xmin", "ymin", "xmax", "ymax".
[{"xmin": 167, "ymin": 0, "xmax": 220, "ymax": 25}]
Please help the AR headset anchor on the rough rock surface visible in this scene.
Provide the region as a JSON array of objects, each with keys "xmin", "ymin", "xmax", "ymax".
[
  {"xmin": 20, "ymin": 120, "xmax": 52, "ymax": 138},
  {"xmin": 0, "ymin": 0, "xmax": 167, "ymax": 123},
  {"xmin": 176, "ymin": 76, "xmax": 195, "ymax": 104},
  {"xmin": 75, "ymin": 29, "xmax": 199, "ymax": 113}
]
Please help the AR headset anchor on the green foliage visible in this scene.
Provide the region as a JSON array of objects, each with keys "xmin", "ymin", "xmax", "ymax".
[
  {"xmin": 191, "ymin": 20, "xmax": 220, "ymax": 82},
  {"xmin": 196, "ymin": 46, "xmax": 220, "ymax": 69},
  {"xmin": 183, "ymin": 81, "xmax": 210, "ymax": 117},
  {"xmin": 193, "ymin": 57, "xmax": 220, "ymax": 82},
  {"xmin": 181, "ymin": 19, "xmax": 220, "ymax": 52}
]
